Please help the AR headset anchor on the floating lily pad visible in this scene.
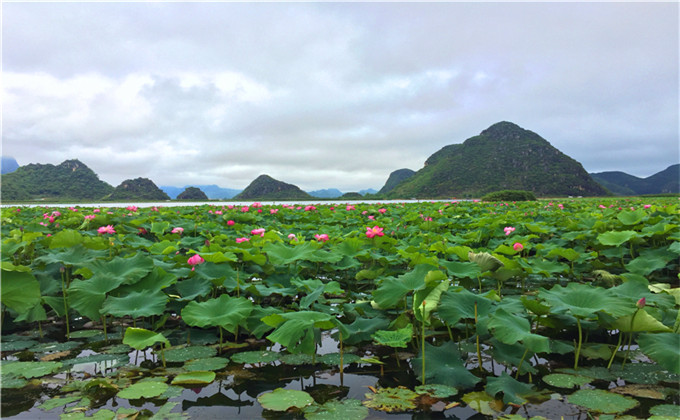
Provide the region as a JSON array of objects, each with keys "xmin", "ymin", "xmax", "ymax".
[
  {"xmin": 649, "ymin": 404, "xmax": 680, "ymax": 417},
  {"xmin": 611, "ymin": 384, "xmax": 676, "ymax": 400},
  {"xmin": 164, "ymin": 346, "xmax": 216, "ymax": 363},
  {"xmin": 415, "ymin": 384, "xmax": 458, "ymax": 398},
  {"xmin": 542, "ymin": 374, "xmax": 592, "ymax": 389},
  {"xmin": 231, "ymin": 350, "xmax": 279, "ymax": 365},
  {"xmin": 280, "ymin": 353, "xmax": 315, "ymax": 365},
  {"xmin": 1, "ymin": 340, "xmax": 38, "ymax": 352},
  {"xmin": 1, "ymin": 361, "xmax": 63, "ymax": 379},
  {"xmin": 183, "ymin": 357, "xmax": 229, "ymax": 372},
  {"xmin": 0, "ymin": 375, "xmax": 28, "ymax": 388},
  {"xmin": 69, "ymin": 330, "xmax": 102, "ymax": 339},
  {"xmin": 462, "ymin": 391, "xmax": 503, "ymax": 416},
  {"xmin": 102, "ymin": 344, "xmax": 132, "ymax": 354},
  {"xmin": 363, "ymin": 387, "xmax": 418, "ymax": 412},
  {"xmin": 303, "ymin": 399, "xmax": 368, "ymax": 420},
  {"xmin": 30, "ymin": 341, "xmax": 81, "ymax": 353},
  {"xmin": 117, "ymin": 381, "xmax": 169, "ymax": 399},
  {"xmin": 38, "ymin": 395, "xmax": 81, "ymax": 411},
  {"xmin": 318, "ymin": 353, "xmax": 362, "ymax": 366},
  {"xmin": 171, "ymin": 371, "xmax": 216, "ymax": 385},
  {"xmin": 372, "ymin": 325, "xmax": 413, "ymax": 348},
  {"xmin": 568, "ymin": 389, "xmax": 639, "ymax": 414},
  {"xmin": 258, "ymin": 388, "xmax": 314, "ymax": 411}
]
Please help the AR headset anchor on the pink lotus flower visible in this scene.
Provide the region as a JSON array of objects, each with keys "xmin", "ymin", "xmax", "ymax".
[
  {"xmin": 235, "ymin": 237, "xmax": 250, "ymax": 243},
  {"xmin": 270, "ymin": 209, "xmax": 279, "ymax": 214},
  {"xmin": 346, "ymin": 205, "xmax": 355, "ymax": 211},
  {"xmin": 251, "ymin": 228, "xmax": 265, "ymax": 237},
  {"xmin": 126, "ymin": 205, "xmax": 138, "ymax": 212},
  {"xmin": 305, "ymin": 205, "xmax": 316, "ymax": 211},
  {"xmin": 252, "ymin": 202, "xmax": 262, "ymax": 208},
  {"xmin": 241, "ymin": 206, "xmax": 250, "ymax": 212},
  {"xmin": 93, "ymin": 208, "xmax": 101, "ymax": 213},
  {"xmin": 599, "ymin": 204, "xmax": 606, "ymax": 209},
  {"xmin": 504, "ymin": 226, "xmax": 515, "ymax": 235},
  {"xmin": 643, "ymin": 204, "xmax": 651, "ymax": 209},
  {"xmin": 84, "ymin": 214, "xmax": 96, "ymax": 220},
  {"xmin": 227, "ymin": 220, "xmax": 235, "ymax": 226},
  {"xmin": 378, "ymin": 208, "xmax": 387, "ymax": 214},
  {"xmin": 288, "ymin": 233, "xmax": 296, "ymax": 240},
  {"xmin": 52, "ymin": 211, "xmax": 61, "ymax": 217},
  {"xmin": 366, "ymin": 226, "xmax": 385, "ymax": 239},
  {"xmin": 98, "ymin": 225, "xmax": 116, "ymax": 235},
  {"xmin": 187, "ymin": 254, "xmax": 205, "ymax": 271},
  {"xmin": 368, "ymin": 215, "xmax": 375, "ymax": 220},
  {"xmin": 513, "ymin": 242, "xmax": 524, "ymax": 252},
  {"xmin": 314, "ymin": 233, "xmax": 329, "ymax": 242},
  {"xmin": 636, "ymin": 297, "xmax": 646, "ymax": 309},
  {"xmin": 172, "ymin": 227, "xmax": 184, "ymax": 234},
  {"xmin": 151, "ymin": 206, "xmax": 159, "ymax": 212},
  {"xmin": 214, "ymin": 210, "xmax": 223, "ymax": 215}
]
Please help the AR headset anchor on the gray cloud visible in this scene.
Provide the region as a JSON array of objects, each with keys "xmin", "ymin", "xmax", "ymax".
[{"xmin": 2, "ymin": 2, "xmax": 678, "ymax": 191}]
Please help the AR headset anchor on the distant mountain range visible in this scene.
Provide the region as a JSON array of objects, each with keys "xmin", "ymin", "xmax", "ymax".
[
  {"xmin": 387, "ymin": 122, "xmax": 609, "ymax": 198},
  {"xmin": 161, "ymin": 185, "xmax": 242, "ymax": 199},
  {"xmin": 590, "ymin": 164, "xmax": 679, "ymax": 195},
  {"xmin": 1, "ymin": 125, "xmax": 677, "ymax": 202}
]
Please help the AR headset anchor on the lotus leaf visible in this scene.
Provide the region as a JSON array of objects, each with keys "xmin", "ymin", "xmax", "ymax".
[
  {"xmin": 258, "ymin": 388, "xmax": 314, "ymax": 411},
  {"xmin": 117, "ymin": 381, "xmax": 169, "ymax": 399},
  {"xmin": 567, "ymin": 389, "xmax": 638, "ymax": 414},
  {"xmin": 372, "ymin": 265, "xmax": 441, "ymax": 309},
  {"xmin": 617, "ymin": 209, "xmax": 647, "ymax": 226},
  {"xmin": 612, "ymin": 309, "xmax": 672, "ymax": 333},
  {"xmin": 86, "ymin": 253, "xmax": 155, "ymax": 285},
  {"xmin": 0, "ymin": 339, "xmax": 37, "ymax": 352},
  {"xmin": 438, "ymin": 287, "xmax": 495, "ymax": 326},
  {"xmin": 183, "ymin": 357, "xmax": 229, "ymax": 371},
  {"xmin": 280, "ymin": 353, "xmax": 315, "ymax": 365},
  {"xmin": 1, "ymin": 268, "xmax": 41, "ymax": 314},
  {"xmin": 1, "ymin": 361, "xmax": 63, "ymax": 379},
  {"xmin": 231, "ymin": 350, "xmax": 279, "ymax": 364},
  {"xmin": 318, "ymin": 353, "xmax": 362, "ymax": 366},
  {"xmin": 542, "ymin": 373, "xmax": 592, "ymax": 388},
  {"xmin": 488, "ymin": 308, "xmax": 550, "ymax": 353},
  {"xmin": 0, "ymin": 376, "xmax": 28, "ymax": 389},
  {"xmin": 36, "ymin": 245, "xmax": 104, "ymax": 266},
  {"xmin": 362, "ymin": 387, "xmax": 418, "ymax": 412},
  {"xmin": 649, "ymin": 404, "xmax": 680, "ymax": 417},
  {"xmin": 637, "ymin": 333, "xmax": 680, "ymax": 374},
  {"xmin": 123, "ymin": 327, "xmax": 170, "ymax": 351},
  {"xmin": 101, "ymin": 289, "xmax": 167, "ymax": 319},
  {"xmin": 461, "ymin": 391, "xmax": 503, "ymax": 416},
  {"xmin": 486, "ymin": 372, "xmax": 536, "ymax": 405},
  {"xmin": 173, "ymin": 277, "xmax": 212, "ymax": 301},
  {"xmin": 440, "ymin": 260, "xmax": 481, "ymax": 279},
  {"xmin": 597, "ymin": 231, "xmax": 639, "ymax": 247},
  {"xmin": 68, "ymin": 330, "xmax": 101, "ymax": 339},
  {"xmin": 171, "ymin": 371, "xmax": 216, "ymax": 385},
  {"xmin": 372, "ymin": 325, "xmax": 413, "ymax": 348},
  {"xmin": 414, "ymin": 384, "xmax": 458, "ymax": 398},
  {"xmin": 164, "ymin": 346, "xmax": 217, "ymax": 363},
  {"xmin": 302, "ymin": 398, "xmax": 368, "ymax": 420},
  {"xmin": 625, "ymin": 255, "xmax": 670, "ymax": 276},
  {"xmin": 37, "ymin": 395, "xmax": 81, "ymax": 411},
  {"xmin": 48, "ymin": 229, "xmax": 83, "ymax": 248},
  {"xmin": 411, "ymin": 341, "xmax": 481, "ymax": 389},
  {"xmin": 264, "ymin": 311, "xmax": 334, "ymax": 354},
  {"xmin": 342, "ymin": 316, "xmax": 390, "ymax": 345},
  {"xmin": 264, "ymin": 241, "xmax": 318, "ymax": 265},
  {"xmin": 538, "ymin": 282, "xmax": 635, "ymax": 319},
  {"xmin": 180, "ymin": 294, "xmax": 253, "ymax": 333},
  {"xmin": 468, "ymin": 251, "xmax": 504, "ymax": 272},
  {"xmin": 610, "ymin": 384, "xmax": 676, "ymax": 400}
]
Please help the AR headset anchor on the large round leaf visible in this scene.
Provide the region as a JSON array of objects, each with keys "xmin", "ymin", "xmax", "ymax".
[
  {"xmin": 597, "ymin": 231, "xmax": 638, "ymax": 247},
  {"xmin": 86, "ymin": 253, "xmax": 155, "ymax": 286},
  {"xmin": 123, "ymin": 327, "xmax": 170, "ymax": 351},
  {"xmin": 181, "ymin": 294, "xmax": 253, "ymax": 333},
  {"xmin": 257, "ymin": 388, "xmax": 313, "ymax": 411},
  {"xmin": 171, "ymin": 371, "xmax": 216, "ymax": 385},
  {"xmin": 68, "ymin": 274, "xmax": 125, "ymax": 321},
  {"xmin": 101, "ymin": 289, "xmax": 167, "ymax": 319},
  {"xmin": 1, "ymin": 268, "xmax": 41, "ymax": 314},
  {"xmin": 568, "ymin": 389, "xmax": 638, "ymax": 414},
  {"xmin": 637, "ymin": 333, "xmax": 680, "ymax": 374},
  {"xmin": 117, "ymin": 381, "xmax": 169, "ymax": 400},
  {"xmin": 538, "ymin": 282, "xmax": 635, "ymax": 319}
]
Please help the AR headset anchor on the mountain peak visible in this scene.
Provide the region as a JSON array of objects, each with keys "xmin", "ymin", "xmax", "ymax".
[{"xmin": 235, "ymin": 174, "xmax": 311, "ymax": 200}]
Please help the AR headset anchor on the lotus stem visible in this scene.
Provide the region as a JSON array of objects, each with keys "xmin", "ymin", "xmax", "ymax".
[
  {"xmin": 475, "ymin": 301, "xmax": 483, "ymax": 373},
  {"xmin": 219, "ymin": 326, "xmax": 223, "ymax": 354},
  {"xmin": 339, "ymin": 331, "xmax": 344, "ymax": 376},
  {"xmin": 622, "ymin": 308, "xmax": 640, "ymax": 368},
  {"xmin": 421, "ymin": 303, "xmax": 426, "ymax": 385},
  {"xmin": 607, "ymin": 330, "xmax": 623, "ymax": 369},
  {"xmin": 101, "ymin": 315, "xmax": 108, "ymax": 344},
  {"xmin": 574, "ymin": 318, "xmax": 583, "ymax": 370},
  {"xmin": 61, "ymin": 268, "xmax": 70, "ymax": 340},
  {"xmin": 516, "ymin": 347, "xmax": 530, "ymax": 379},
  {"xmin": 160, "ymin": 345, "xmax": 166, "ymax": 368}
]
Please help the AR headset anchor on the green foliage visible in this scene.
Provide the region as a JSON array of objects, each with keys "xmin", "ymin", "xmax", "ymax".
[{"xmin": 482, "ymin": 190, "xmax": 537, "ymax": 202}]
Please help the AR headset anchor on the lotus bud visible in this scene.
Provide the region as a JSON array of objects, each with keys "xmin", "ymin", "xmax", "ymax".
[{"xmin": 636, "ymin": 297, "xmax": 646, "ymax": 309}]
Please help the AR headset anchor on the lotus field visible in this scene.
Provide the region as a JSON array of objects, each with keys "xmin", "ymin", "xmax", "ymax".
[{"xmin": 1, "ymin": 198, "xmax": 679, "ymax": 419}]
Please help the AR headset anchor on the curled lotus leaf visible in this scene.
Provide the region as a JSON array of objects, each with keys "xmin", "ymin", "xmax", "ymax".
[{"xmin": 468, "ymin": 251, "xmax": 504, "ymax": 272}]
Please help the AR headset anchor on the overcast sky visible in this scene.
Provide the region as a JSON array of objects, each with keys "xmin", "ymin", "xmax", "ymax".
[{"xmin": 3, "ymin": 2, "xmax": 678, "ymax": 192}]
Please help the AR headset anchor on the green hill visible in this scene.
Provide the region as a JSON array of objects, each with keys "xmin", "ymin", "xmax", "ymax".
[
  {"xmin": 105, "ymin": 178, "xmax": 170, "ymax": 201},
  {"xmin": 379, "ymin": 168, "xmax": 415, "ymax": 194},
  {"xmin": 234, "ymin": 174, "xmax": 312, "ymax": 200},
  {"xmin": 590, "ymin": 164, "xmax": 679, "ymax": 195},
  {"xmin": 176, "ymin": 186, "xmax": 209, "ymax": 200},
  {"xmin": 1, "ymin": 159, "xmax": 114, "ymax": 201},
  {"xmin": 388, "ymin": 122, "xmax": 609, "ymax": 198}
]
